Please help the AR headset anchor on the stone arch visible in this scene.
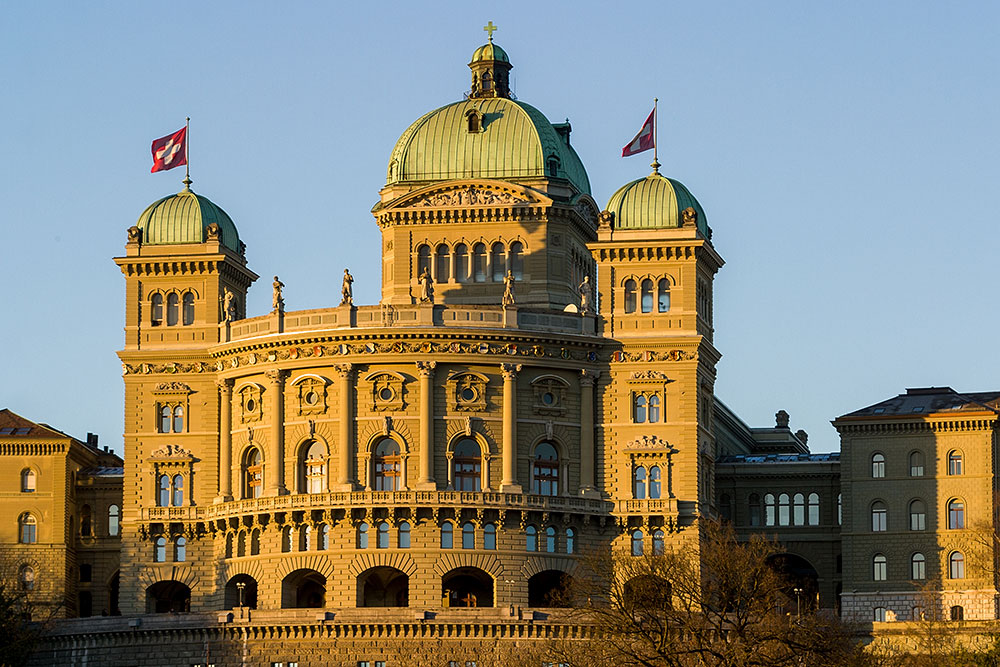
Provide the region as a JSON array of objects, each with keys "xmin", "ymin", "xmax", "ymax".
[
  {"xmin": 523, "ymin": 424, "xmax": 572, "ymax": 459},
  {"xmin": 433, "ymin": 552, "xmax": 503, "ymax": 579},
  {"xmin": 520, "ymin": 556, "xmax": 579, "ymax": 579},
  {"xmin": 356, "ymin": 566, "xmax": 409, "ymax": 607},
  {"xmin": 281, "ymin": 568, "xmax": 326, "ymax": 609},
  {"xmin": 767, "ymin": 552, "xmax": 820, "ymax": 612},
  {"xmin": 357, "ymin": 420, "xmax": 415, "ymax": 455},
  {"xmin": 441, "ymin": 566, "xmax": 494, "ymax": 608},
  {"xmin": 137, "ymin": 564, "xmax": 199, "ymax": 591},
  {"xmin": 290, "ymin": 373, "xmax": 332, "ymax": 387},
  {"xmin": 528, "ymin": 569, "xmax": 575, "ymax": 608},
  {"xmin": 286, "ymin": 422, "xmax": 335, "ymax": 449},
  {"xmin": 233, "ymin": 381, "xmax": 266, "ymax": 396},
  {"xmin": 274, "ymin": 554, "xmax": 335, "ymax": 581},
  {"xmin": 145, "ymin": 580, "xmax": 191, "ymax": 613},
  {"xmin": 444, "ymin": 428, "xmax": 494, "ymax": 457},
  {"xmin": 221, "ymin": 559, "xmax": 266, "ymax": 584},
  {"xmin": 348, "ymin": 551, "xmax": 417, "ymax": 578}
]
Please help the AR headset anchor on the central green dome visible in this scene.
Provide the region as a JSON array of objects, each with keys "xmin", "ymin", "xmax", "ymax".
[
  {"xmin": 136, "ymin": 188, "xmax": 241, "ymax": 252},
  {"xmin": 385, "ymin": 97, "xmax": 590, "ymax": 195}
]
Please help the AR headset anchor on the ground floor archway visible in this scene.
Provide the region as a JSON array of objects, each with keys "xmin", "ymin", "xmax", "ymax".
[
  {"xmin": 357, "ymin": 567, "xmax": 409, "ymax": 607},
  {"xmin": 281, "ymin": 569, "xmax": 326, "ymax": 609},
  {"xmin": 145, "ymin": 580, "xmax": 191, "ymax": 613},
  {"xmin": 528, "ymin": 570, "xmax": 574, "ymax": 607},
  {"xmin": 442, "ymin": 567, "xmax": 493, "ymax": 608},
  {"xmin": 767, "ymin": 553, "xmax": 820, "ymax": 613},
  {"xmin": 225, "ymin": 574, "xmax": 259, "ymax": 609}
]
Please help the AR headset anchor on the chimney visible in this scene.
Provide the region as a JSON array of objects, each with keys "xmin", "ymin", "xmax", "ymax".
[{"xmin": 86, "ymin": 432, "xmax": 98, "ymax": 448}]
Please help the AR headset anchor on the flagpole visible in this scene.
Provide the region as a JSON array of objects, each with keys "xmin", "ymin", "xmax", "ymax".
[
  {"xmin": 651, "ymin": 97, "xmax": 660, "ymax": 174},
  {"xmin": 183, "ymin": 117, "xmax": 191, "ymax": 190}
]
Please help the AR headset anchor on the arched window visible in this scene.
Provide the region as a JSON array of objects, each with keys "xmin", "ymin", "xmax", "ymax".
[
  {"xmin": 631, "ymin": 529, "xmax": 644, "ymax": 556},
  {"xmin": 150, "ymin": 293, "xmax": 163, "ymax": 326},
  {"xmin": 909, "ymin": 499, "xmax": 927, "ymax": 531},
  {"xmin": 951, "ymin": 605, "xmax": 964, "ymax": 621},
  {"xmin": 542, "ymin": 526, "xmax": 555, "ymax": 553},
  {"xmin": 950, "ymin": 551, "xmax": 965, "ymax": 579},
  {"xmin": 462, "ymin": 522, "xmax": 475, "ymax": 550},
  {"xmin": 18, "ymin": 565, "xmax": 34, "ymax": 591},
  {"xmin": 473, "ymin": 243, "xmax": 487, "ymax": 282},
  {"xmin": 909, "ymin": 451, "xmax": 925, "ymax": 477},
  {"xmin": 467, "ymin": 111, "xmax": 480, "ymax": 133},
  {"xmin": 749, "ymin": 494, "xmax": 762, "ymax": 527},
  {"xmin": 373, "ymin": 438, "xmax": 401, "ymax": 492},
  {"xmin": 417, "ymin": 244, "xmax": 431, "ymax": 277},
  {"xmin": 157, "ymin": 475, "xmax": 170, "ymax": 507},
  {"xmin": 647, "ymin": 395, "xmax": 661, "ymax": 423},
  {"xmin": 808, "ymin": 493, "xmax": 820, "ymax": 525},
  {"xmin": 452, "ymin": 438, "xmax": 481, "ymax": 492},
  {"xmin": 300, "ymin": 525, "xmax": 312, "ymax": 551},
  {"xmin": 18, "ymin": 513, "xmax": 36, "ymax": 544},
  {"xmin": 377, "ymin": 522, "xmax": 390, "ymax": 549},
  {"xmin": 182, "ymin": 292, "xmax": 194, "ymax": 325},
  {"xmin": 565, "ymin": 527, "xmax": 575, "ymax": 554},
  {"xmin": 764, "ymin": 494, "xmax": 776, "ymax": 526},
  {"xmin": 440, "ymin": 522, "xmax": 453, "ymax": 549},
  {"xmin": 532, "ymin": 442, "xmax": 559, "ymax": 496},
  {"xmin": 509, "ymin": 241, "xmax": 524, "ymax": 280},
  {"xmin": 398, "ymin": 521, "xmax": 411, "ymax": 549},
  {"xmin": 526, "ymin": 525, "xmax": 537, "ymax": 552},
  {"xmin": 237, "ymin": 530, "xmax": 247, "ymax": 557},
  {"xmin": 778, "ymin": 493, "xmax": 790, "ymax": 526},
  {"xmin": 911, "ymin": 553, "xmax": 926, "ymax": 580},
  {"xmin": 175, "ymin": 536, "xmax": 186, "ymax": 562},
  {"xmin": 649, "ymin": 466, "xmax": 662, "ymax": 499},
  {"xmin": 491, "ymin": 242, "xmax": 506, "ymax": 281},
  {"xmin": 948, "ymin": 499, "xmax": 965, "ymax": 529},
  {"xmin": 481, "ymin": 70, "xmax": 493, "ymax": 92},
  {"xmin": 252, "ymin": 528, "xmax": 262, "ymax": 554},
  {"xmin": 159, "ymin": 406, "xmax": 172, "ymax": 433},
  {"xmin": 634, "ymin": 395, "xmax": 647, "ymax": 423},
  {"xmin": 793, "ymin": 493, "xmax": 805, "ymax": 526},
  {"xmin": 874, "ymin": 606, "xmax": 887, "ymax": 622},
  {"xmin": 80, "ymin": 505, "xmax": 92, "ymax": 536},
  {"xmin": 948, "ymin": 450, "xmax": 964, "ymax": 475},
  {"xmin": 871, "ymin": 501, "xmax": 887, "ymax": 532},
  {"xmin": 873, "ymin": 554, "xmax": 887, "ymax": 581},
  {"xmin": 170, "ymin": 405, "xmax": 184, "ymax": 432},
  {"xmin": 640, "ymin": 279, "xmax": 654, "ymax": 313},
  {"xmin": 154, "ymin": 536, "xmax": 166, "ymax": 562},
  {"xmin": 484, "ymin": 524, "xmax": 496, "ymax": 550},
  {"xmin": 172, "ymin": 474, "xmax": 184, "ymax": 506},
  {"xmin": 166, "ymin": 293, "xmax": 179, "ymax": 326},
  {"xmin": 302, "ymin": 440, "xmax": 326, "ymax": 494},
  {"xmin": 225, "ymin": 533, "xmax": 234, "ymax": 558},
  {"xmin": 652, "ymin": 529, "xmax": 665, "ymax": 555},
  {"xmin": 108, "ymin": 504, "xmax": 120, "ymax": 537},
  {"xmin": 21, "ymin": 469, "xmax": 36, "ymax": 493},
  {"xmin": 281, "ymin": 526, "xmax": 292, "ymax": 553},
  {"xmin": 357, "ymin": 522, "xmax": 369, "ymax": 549},
  {"xmin": 454, "ymin": 243, "xmax": 468, "ymax": 281},
  {"xmin": 436, "ymin": 244, "xmax": 450, "ymax": 283},
  {"xmin": 657, "ymin": 278, "xmax": 671, "ymax": 312},
  {"xmin": 244, "ymin": 448, "xmax": 262, "ymax": 499},
  {"xmin": 633, "ymin": 467, "xmax": 647, "ymax": 499},
  {"xmin": 624, "ymin": 279, "xmax": 637, "ymax": 313},
  {"xmin": 871, "ymin": 453, "xmax": 885, "ymax": 478}
]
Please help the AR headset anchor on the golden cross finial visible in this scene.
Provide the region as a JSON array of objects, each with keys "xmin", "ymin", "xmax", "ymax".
[{"xmin": 483, "ymin": 21, "xmax": 498, "ymax": 42}]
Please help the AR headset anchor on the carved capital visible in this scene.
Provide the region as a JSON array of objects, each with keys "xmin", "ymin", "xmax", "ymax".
[
  {"xmin": 580, "ymin": 369, "xmax": 599, "ymax": 386},
  {"xmin": 333, "ymin": 363, "xmax": 354, "ymax": 379},
  {"xmin": 264, "ymin": 369, "xmax": 288, "ymax": 385},
  {"xmin": 215, "ymin": 378, "xmax": 234, "ymax": 394},
  {"xmin": 500, "ymin": 363, "xmax": 522, "ymax": 380},
  {"xmin": 415, "ymin": 360, "xmax": 437, "ymax": 377}
]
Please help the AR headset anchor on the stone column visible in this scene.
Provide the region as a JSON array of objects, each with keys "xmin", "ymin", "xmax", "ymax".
[
  {"xmin": 334, "ymin": 363, "xmax": 354, "ymax": 490},
  {"xmin": 500, "ymin": 363, "xmax": 522, "ymax": 493},
  {"xmin": 265, "ymin": 370, "xmax": 288, "ymax": 496},
  {"xmin": 580, "ymin": 369, "xmax": 598, "ymax": 497},
  {"xmin": 416, "ymin": 361, "xmax": 437, "ymax": 490},
  {"xmin": 216, "ymin": 379, "xmax": 234, "ymax": 503}
]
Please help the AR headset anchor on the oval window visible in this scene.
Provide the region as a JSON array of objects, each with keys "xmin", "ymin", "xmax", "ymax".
[
  {"xmin": 305, "ymin": 391, "xmax": 318, "ymax": 405},
  {"xmin": 379, "ymin": 387, "xmax": 393, "ymax": 401}
]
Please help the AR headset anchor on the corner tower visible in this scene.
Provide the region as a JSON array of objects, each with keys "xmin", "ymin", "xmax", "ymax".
[{"xmin": 591, "ymin": 165, "xmax": 724, "ymax": 551}]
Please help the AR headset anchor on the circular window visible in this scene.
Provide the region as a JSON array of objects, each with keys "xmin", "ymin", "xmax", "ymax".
[
  {"xmin": 460, "ymin": 387, "xmax": 477, "ymax": 402},
  {"xmin": 542, "ymin": 392, "xmax": 555, "ymax": 406},
  {"xmin": 304, "ymin": 391, "xmax": 318, "ymax": 405},
  {"xmin": 245, "ymin": 398, "xmax": 256, "ymax": 412},
  {"xmin": 379, "ymin": 387, "xmax": 394, "ymax": 401}
]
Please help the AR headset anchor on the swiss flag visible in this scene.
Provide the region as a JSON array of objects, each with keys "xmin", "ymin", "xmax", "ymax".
[
  {"xmin": 151, "ymin": 127, "xmax": 187, "ymax": 173},
  {"xmin": 622, "ymin": 108, "xmax": 655, "ymax": 157}
]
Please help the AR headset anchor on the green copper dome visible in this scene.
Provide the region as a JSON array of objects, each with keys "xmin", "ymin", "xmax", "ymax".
[
  {"xmin": 470, "ymin": 42, "xmax": 509, "ymax": 63},
  {"xmin": 386, "ymin": 97, "xmax": 591, "ymax": 195},
  {"xmin": 136, "ymin": 188, "xmax": 241, "ymax": 252},
  {"xmin": 606, "ymin": 172, "xmax": 708, "ymax": 236}
]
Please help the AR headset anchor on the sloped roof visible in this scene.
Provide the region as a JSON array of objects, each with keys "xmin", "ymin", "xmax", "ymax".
[{"xmin": 836, "ymin": 387, "xmax": 1000, "ymax": 420}]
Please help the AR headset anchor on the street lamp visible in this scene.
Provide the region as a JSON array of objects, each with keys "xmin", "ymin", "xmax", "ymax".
[
  {"xmin": 793, "ymin": 587, "xmax": 803, "ymax": 618},
  {"xmin": 236, "ymin": 581, "xmax": 246, "ymax": 611}
]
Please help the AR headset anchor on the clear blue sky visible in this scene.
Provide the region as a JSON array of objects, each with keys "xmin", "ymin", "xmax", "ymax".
[{"xmin": 1, "ymin": 2, "xmax": 997, "ymax": 454}]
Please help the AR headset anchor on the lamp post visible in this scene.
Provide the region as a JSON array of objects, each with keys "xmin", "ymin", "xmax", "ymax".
[
  {"xmin": 793, "ymin": 587, "xmax": 803, "ymax": 618},
  {"xmin": 236, "ymin": 581, "xmax": 246, "ymax": 617},
  {"xmin": 504, "ymin": 578, "xmax": 517, "ymax": 616}
]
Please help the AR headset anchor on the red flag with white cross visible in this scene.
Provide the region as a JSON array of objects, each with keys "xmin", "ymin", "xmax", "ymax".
[
  {"xmin": 150, "ymin": 127, "xmax": 187, "ymax": 173},
  {"xmin": 622, "ymin": 107, "xmax": 655, "ymax": 157}
]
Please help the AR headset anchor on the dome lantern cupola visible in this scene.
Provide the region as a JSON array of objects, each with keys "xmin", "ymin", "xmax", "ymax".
[{"xmin": 469, "ymin": 22, "xmax": 512, "ymax": 99}]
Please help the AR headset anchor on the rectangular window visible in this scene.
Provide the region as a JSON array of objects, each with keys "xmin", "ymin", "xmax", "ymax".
[{"xmin": 80, "ymin": 564, "xmax": 92, "ymax": 583}]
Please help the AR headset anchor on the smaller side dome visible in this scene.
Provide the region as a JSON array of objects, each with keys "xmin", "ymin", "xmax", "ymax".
[
  {"xmin": 135, "ymin": 188, "xmax": 241, "ymax": 252},
  {"xmin": 605, "ymin": 172, "xmax": 709, "ymax": 236},
  {"xmin": 471, "ymin": 42, "xmax": 509, "ymax": 63}
]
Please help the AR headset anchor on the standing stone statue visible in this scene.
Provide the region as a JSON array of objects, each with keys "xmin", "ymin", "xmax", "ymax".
[
  {"xmin": 272, "ymin": 275, "xmax": 285, "ymax": 313},
  {"xmin": 341, "ymin": 268, "xmax": 354, "ymax": 306},
  {"xmin": 419, "ymin": 268, "xmax": 434, "ymax": 303},
  {"xmin": 223, "ymin": 287, "xmax": 237, "ymax": 323},
  {"xmin": 502, "ymin": 270, "xmax": 516, "ymax": 307},
  {"xmin": 578, "ymin": 275, "xmax": 592, "ymax": 314}
]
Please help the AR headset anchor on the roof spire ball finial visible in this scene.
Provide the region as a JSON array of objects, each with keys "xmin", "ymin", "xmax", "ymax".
[{"xmin": 483, "ymin": 20, "xmax": 498, "ymax": 43}]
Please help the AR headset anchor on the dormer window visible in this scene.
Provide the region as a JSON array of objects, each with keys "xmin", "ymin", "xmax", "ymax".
[
  {"xmin": 465, "ymin": 109, "xmax": 483, "ymax": 133},
  {"xmin": 546, "ymin": 156, "xmax": 560, "ymax": 178}
]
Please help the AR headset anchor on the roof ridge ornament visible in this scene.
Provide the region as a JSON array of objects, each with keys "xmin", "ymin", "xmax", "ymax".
[{"xmin": 483, "ymin": 21, "xmax": 497, "ymax": 43}]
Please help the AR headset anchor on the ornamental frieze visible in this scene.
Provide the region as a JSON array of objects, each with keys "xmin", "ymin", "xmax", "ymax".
[
  {"xmin": 406, "ymin": 185, "xmax": 531, "ymax": 208},
  {"xmin": 609, "ymin": 349, "xmax": 697, "ymax": 363}
]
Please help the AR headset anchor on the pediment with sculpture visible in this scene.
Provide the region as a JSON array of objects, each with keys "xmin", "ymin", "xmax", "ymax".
[{"xmin": 383, "ymin": 180, "xmax": 551, "ymax": 212}]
